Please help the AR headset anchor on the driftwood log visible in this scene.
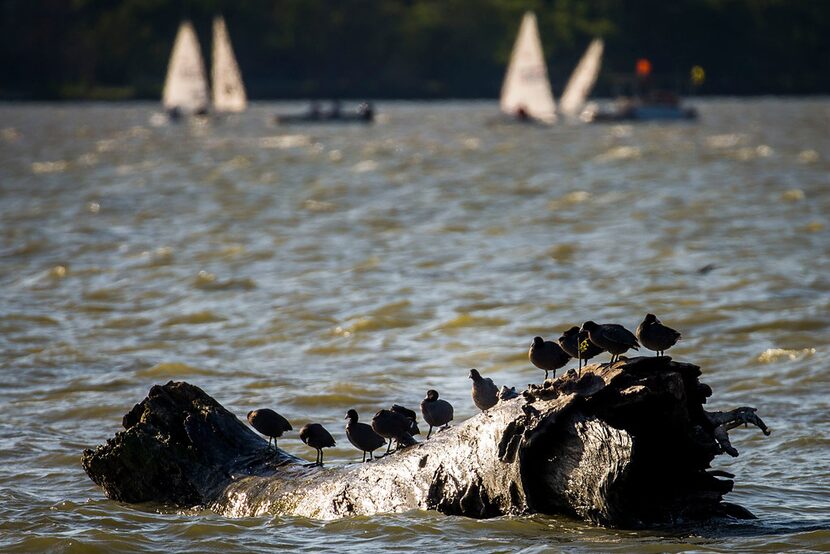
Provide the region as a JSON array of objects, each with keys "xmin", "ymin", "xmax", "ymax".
[{"xmin": 82, "ymin": 356, "xmax": 770, "ymax": 527}]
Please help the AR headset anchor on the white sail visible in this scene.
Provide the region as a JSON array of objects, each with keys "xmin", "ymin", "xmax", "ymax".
[
  {"xmin": 500, "ymin": 12, "xmax": 556, "ymax": 123},
  {"xmin": 559, "ymin": 39, "xmax": 604, "ymax": 118},
  {"xmin": 162, "ymin": 21, "xmax": 209, "ymax": 114},
  {"xmin": 212, "ymin": 16, "xmax": 247, "ymax": 112}
]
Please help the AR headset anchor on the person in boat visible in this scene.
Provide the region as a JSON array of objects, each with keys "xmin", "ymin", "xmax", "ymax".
[
  {"xmin": 308, "ymin": 101, "xmax": 322, "ymax": 120},
  {"xmin": 515, "ymin": 105, "xmax": 531, "ymax": 122},
  {"xmin": 647, "ymin": 89, "xmax": 680, "ymax": 107},
  {"xmin": 167, "ymin": 106, "xmax": 182, "ymax": 122},
  {"xmin": 357, "ymin": 102, "xmax": 374, "ymax": 122},
  {"xmin": 326, "ymin": 100, "xmax": 342, "ymax": 120}
]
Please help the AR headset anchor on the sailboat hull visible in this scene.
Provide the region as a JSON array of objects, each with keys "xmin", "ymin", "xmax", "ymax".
[
  {"xmin": 274, "ymin": 113, "xmax": 373, "ymax": 125},
  {"xmin": 588, "ymin": 105, "xmax": 697, "ymax": 122}
]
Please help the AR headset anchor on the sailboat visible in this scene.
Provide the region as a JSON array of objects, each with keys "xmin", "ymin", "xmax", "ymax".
[
  {"xmin": 161, "ymin": 18, "xmax": 247, "ymax": 119},
  {"xmin": 162, "ymin": 20, "xmax": 210, "ymax": 117},
  {"xmin": 211, "ymin": 16, "xmax": 247, "ymax": 113},
  {"xmin": 499, "ymin": 11, "xmax": 557, "ymax": 124},
  {"xmin": 559, "ymin": 39, "xmax": 604, "ymax": 119}
]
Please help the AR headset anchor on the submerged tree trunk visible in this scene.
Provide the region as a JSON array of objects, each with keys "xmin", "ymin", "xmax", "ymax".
[{"xmin": 82, "ymin": 356, "xmax": 769, "ymax": 527}]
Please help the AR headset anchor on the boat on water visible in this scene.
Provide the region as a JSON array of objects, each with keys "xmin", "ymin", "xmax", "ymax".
[
  {"xmin": 585, "ymin": 92, "xmax": 698, "ymax": 122},
  {"xmin": 162, "ymin": 20, "xmax": 210, "ymax": 119},
  {"xmin": 584, "ymin": 59, "xmax": 698, "ymax": 123},
  {"xmin": 211, "ymin": 16, "xmax": 247, "ymax": 113},
  {"xmin": 558, "ymin": 38, "xmax": 604, "ymax": 121},
  {"xmin": 274, "ymin": 101, "xmax": 374, "ymax": 125},
  {"xmin": 499, "ymin": 11, "xmax": 557, "ymax": 125},
  {"xmin": 161, "ymin": 17, "xmax": 247, "ymax": 121}
]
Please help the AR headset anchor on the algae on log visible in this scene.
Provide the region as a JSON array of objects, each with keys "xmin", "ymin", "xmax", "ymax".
[{"xmin": 82, "ymin": 356, "xmax": 770, "ymax": 527}]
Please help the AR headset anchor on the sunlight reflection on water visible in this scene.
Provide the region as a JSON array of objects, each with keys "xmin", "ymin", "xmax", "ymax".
[{"xmin": 0, "ymin": 99, "xmax": 829, "ymax": 551}]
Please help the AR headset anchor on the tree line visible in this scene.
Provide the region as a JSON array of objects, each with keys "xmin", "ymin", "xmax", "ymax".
[{"xmin": 1, "ymin": 0, "xmax": 828, "ymax": 100}]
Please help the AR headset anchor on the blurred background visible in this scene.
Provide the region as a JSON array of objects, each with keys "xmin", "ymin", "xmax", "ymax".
[{"xmin": 2, "ymin": 0, "xmax": 829, "ymax": 100}]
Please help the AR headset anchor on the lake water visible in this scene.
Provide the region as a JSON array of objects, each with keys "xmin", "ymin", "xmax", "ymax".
[{"xmin": 0, "ymin": 99, "xmax": 828, "ymax": 552}]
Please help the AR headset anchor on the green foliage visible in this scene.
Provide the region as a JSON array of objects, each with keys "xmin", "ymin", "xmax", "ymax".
[{"xmin": 0, "ymin": 0, "xmax": 827, "ymax": 99}]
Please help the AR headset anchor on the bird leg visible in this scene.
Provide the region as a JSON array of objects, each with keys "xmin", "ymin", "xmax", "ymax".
[
  {"xmin": 427, "ymin": 426, "xmax": 433, "ymax": 439},
  {"xmin": 544, "ymin": 370, "xmax": 549, "ymax": 381},
  {"xmin": 318, "ymin": 449, "xmax": 324, "ymax": 467},
  {"xmin": 385, "ymin": 441, "xmax": 393, "ymax": 455}
]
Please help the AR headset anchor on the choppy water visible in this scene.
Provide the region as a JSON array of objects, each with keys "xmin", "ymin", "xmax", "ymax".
[{"xmin": 0, "ymin": 99, "xmax": 828, "ymax": 552}]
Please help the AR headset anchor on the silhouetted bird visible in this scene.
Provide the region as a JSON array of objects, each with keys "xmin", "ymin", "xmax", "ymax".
[
  {"xmin": 636, "ymin": 313, "xmax": 681, "ymax": 356},
  {"xmin": 390, "ymin": 404, "xmax": 421, "ymax": 436},
  {"xmin": 247, "ymin": 409, "xmax": 292, "ymax": 450},
  {"xmin": 558, "ymin": 326, "xmax": 604, "ymax": 371},
  {"xmin": 580, "ymin": 321, "xmax": 640, "ymax": 364},
  {"xmin": 345, "ymin": 409, "xmax": 386, "ymax": 462},
  {"xmin": 420, "ymin": 389, "xmax": 454, "ymax": 439},
  {"xmin": 469, "ymin": 368, "xmax": 499, "ymax": 411},
  {"xmin": 528, "ymin": 336, "xmax": 571, "ymax": 380},
  {"xmin": 299, "ymin": 423, "xmax": 336, "ymax": 466},
  {"xmin": 372, "ymin": 409, "xmax": 417, "ymax": 455}
]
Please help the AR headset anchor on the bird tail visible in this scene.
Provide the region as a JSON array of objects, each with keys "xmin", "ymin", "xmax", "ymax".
[{"xmin": 397, "ymin": 433, "xmax": 417, "ymax": 447}]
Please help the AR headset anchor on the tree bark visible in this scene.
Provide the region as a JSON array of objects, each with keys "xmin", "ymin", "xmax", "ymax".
[{"xmin": 82, "ymin": 356, "xmax": 769, "ymax": 527}]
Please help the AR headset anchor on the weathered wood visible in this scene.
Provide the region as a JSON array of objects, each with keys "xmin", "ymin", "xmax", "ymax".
[{"xmin": 82, "ymin": 356, "xmax": 769, "ymax": 527}]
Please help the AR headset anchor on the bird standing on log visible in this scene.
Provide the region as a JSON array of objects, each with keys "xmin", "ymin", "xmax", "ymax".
[
  {"xmin": 420, "ymin": 389, "xmax": 454, "ymax": 439},
  {"xmin": 558, "ymin": 326, "xmax": 604, "ymax": 371},
  {"xmin": 528, "ymin": 336, "xmax": 571, "ymax": 380},
  {"xmin": 247, "ymin": 409, "xmax": 292, "ymax": 451},
  {"xmin": 580, "ymin": 321, "xmax": 640, "ymax": 364},
  {"xmin": 345, "ymin": 409, "xmax": 386, "ymax": 462},
  {"xmin": 372, "ymin": 409, "xmax": 417, "ymax": 455},
  {"xmin": 299, "ymin": 423, "xmax": 336, "ymax": 466},
  {"xmin": 469, "ymin": 368, "xmax": 499, "ymax": 411},
  {"xmin": 636, "ymin": 313, "xmax": 681, "ymax": 356},
  {"xmin": 390, "ymin": 404, "xmax": 421, "ymax": 436}
]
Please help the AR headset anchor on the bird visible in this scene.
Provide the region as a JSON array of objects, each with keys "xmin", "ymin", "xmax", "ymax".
[
  {"xmin": 558, "ymin": 326, "xmax": 604, "ymax": 371},
  {"xmin": 528, "ymin": 336, "xmax": 571, "ymax": 380},
  {"xmin": 580, "ymin": 321, "xmax": 640, "ymax": 364},
  {"xmin": 247, "ymin": 408, "xmax": 292, "ymax": 451},
  {"xmin": 636, "ymin": 313, "xmax": 681, "ymax": 356},
  {"xmin": 469, "ymin": 368, "xmax": 499, "ymax": 411},
  {"xmin": 372, "ymin": 409, "xmax": 417, "ymax": 455},
  {"xmin": 299, "ymin": 423, "xmax": 336, "ymax": 466},
  {"xmin": 345, "ymin": 409, "xmax": 386, "ymax": 462},
  {"xmin": 390, "ymin": 404, "xmax": 421, "ymax": 436},
  {"xmin": 420, "ymin": 389, "xmax": 454, "ymax": 439}
]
